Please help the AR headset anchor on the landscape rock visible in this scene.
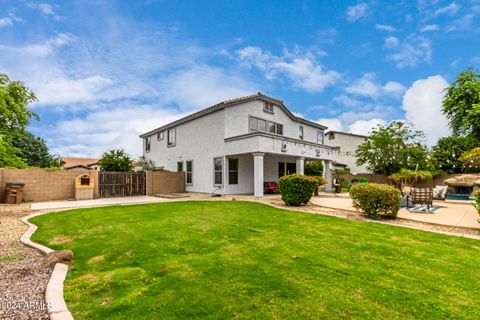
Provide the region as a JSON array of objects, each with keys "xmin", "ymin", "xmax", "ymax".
[{"xmin": 43, "ymin": 250, "xmax": 74, "ymax": 267}]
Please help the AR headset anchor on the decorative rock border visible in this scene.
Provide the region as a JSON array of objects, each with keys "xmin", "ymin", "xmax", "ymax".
[{"xmin": 20, "ymin": 212, "xmax": 74, "ymax": 320}]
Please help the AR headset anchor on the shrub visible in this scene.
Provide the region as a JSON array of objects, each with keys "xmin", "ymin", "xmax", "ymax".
[
  {"xmin": 279, "ymin": 174, "xmax": 317, "ymax": 206},
  {"xmin": 473, "ymin": 190, "xmax": 480, "ymax": 222},
  {"xmin": 350, "ymin": 183, "xmax": 402, "ymax": 219}
]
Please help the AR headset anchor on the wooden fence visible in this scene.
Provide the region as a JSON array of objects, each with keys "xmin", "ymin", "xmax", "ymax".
[{"xmin": 98, "ymin": 172, "xmax": 146, "ymax": 198}]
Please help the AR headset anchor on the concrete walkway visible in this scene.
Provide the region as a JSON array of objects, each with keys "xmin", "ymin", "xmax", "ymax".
[
  {"xmin": 31, "ymin": 196, "xmax": 168, "ymax": 210},
  {"xmin": 310, "ymin": 194, "xmax": 480, "ymax": 229}
]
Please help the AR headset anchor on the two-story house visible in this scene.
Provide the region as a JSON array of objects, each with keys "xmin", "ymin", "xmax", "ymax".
[{"xmin": 140, "ymin": 93, "xmax": 338, "ymax": 197}]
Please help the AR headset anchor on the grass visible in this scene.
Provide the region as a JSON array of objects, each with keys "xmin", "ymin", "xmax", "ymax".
[{"xmin": 30, "ymin": 201, "xmax": 480, "ymax": 319}]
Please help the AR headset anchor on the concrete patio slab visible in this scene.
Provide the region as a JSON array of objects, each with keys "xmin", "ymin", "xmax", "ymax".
[
  {"xmin": 310, "ymin": 195, "xmax": 480, "ymax": 229},
  {"xmin": 31, "ymin": 196, "xmax": 168, "ymax": 210}
]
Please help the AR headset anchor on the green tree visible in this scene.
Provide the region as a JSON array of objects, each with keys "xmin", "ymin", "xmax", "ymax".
[
  {"xmin": 355, "ymin": 121, "xmax": 429, "ymax": 176},
  {"xmin": 304, "ymin": 161, "xmax": 324, "ymax": 176},
  {"xmin": 11, "ymin": 131, "xmax": 64, "ymax": 168},
  {"xmin": 459, "ymin": 147, "xmax": 480, "ymax": 171},
  {"xmin": 0, "ymin": 135, "xmax": 27, "ymax": 168},
  {"xmin": 442, "ymin": 68, "xmax": 480, "ymax": 139},
  {"xmin": 430, "ymin": 135, "xmax": 480, "ymax": 173},
  {"xmin": 0, "ymin": 73, "xmax": 38, "ymax": 134},
  {"xmin": 98, "ymin": 149, "xmax": 133, "ymax": 172}
]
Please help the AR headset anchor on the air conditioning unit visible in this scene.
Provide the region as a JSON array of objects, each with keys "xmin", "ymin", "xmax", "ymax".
[{"xmin": 281, "ymin": 142, "xmax": 287, "ymax": 152}]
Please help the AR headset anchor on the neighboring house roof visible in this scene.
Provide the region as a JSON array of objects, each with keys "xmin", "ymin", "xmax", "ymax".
[
  {"xmin": 62, "ymin": 157, "xmax": 99, "ymax": 169},
  {"xmin": 325, "ymin": 130, "xmax": 368, "ymax": 139},
  {"xmin": 140, "ymin": 92, "xmax": 328, "ymax": 138},
  {"xmin": 64, "ymin": 164, "xmax": 92, "ymax": 170}
]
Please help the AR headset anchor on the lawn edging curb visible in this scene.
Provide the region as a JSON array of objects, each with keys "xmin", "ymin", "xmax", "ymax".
[{"xmin": 20, "ymin": 212, "xmax": 74, "ymax": 320}]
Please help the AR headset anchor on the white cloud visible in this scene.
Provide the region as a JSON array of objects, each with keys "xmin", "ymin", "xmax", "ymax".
[
  {"xmin": 348, "ymin": 118, "xmax": 387, "ymax": 135},
  {"xmin": 384, "ymin": 36, "xmax": 399, "ymax": 48},
  {"xmin": 0, "ymin": 17, "xmax": 13, "ymax": 27},
  {"xmin": 375, "ymin": 24, "xmax": 396, "ymax": 32},
  {"xmin": 51, "ymin": 104, "xmax": 187, "ymax": 157},
  {"xmin": 345, "ymin": 73, "xmax": 406, "ymax": 99},
  {"xmin": 317, "ymin": 118, "xmax": 343, "ymax": 132},
  {"xmin": 333, "ymin": 95, "xmax": 362, "ymax": 108},
  {"xmin": 420, "ymin": 24, "xmax": 439, "ymax": 32},
  {"xmin": 161, "ymin": 66, "xmax": 253, "ymax": 111},
  {"xmin": 2, "ymin": 33, "xmax": 75, "ymax": 57},
  {"xmin": 346, "ymin": 2, "xmax": 369, "ymax": 22},
  {"xmin": 28, "ymin": 2, "xmax": 61, "ymax": 21},
  {"xmin": 402, "ymin": 75, "xmax": 451, "ymax": 144},
  {"xmin": 236, "ymin": 46, "xmax": 340, "ymax": 92},
  {"xmin": 446, "ymin": 14, "xmax": 475, "ymax": 32},
  {"xmin": 431, "ymin": 2, "xmax": 460, "ymax": 17},
  {"xmin": 386, "ymin": 35, "xmax": 432, "ymax": 68}
]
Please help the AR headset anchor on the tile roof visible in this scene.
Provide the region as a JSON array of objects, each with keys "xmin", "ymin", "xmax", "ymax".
[{"xmin": 62, "ymin": 157, "xmax": 99, "ymax": 169}]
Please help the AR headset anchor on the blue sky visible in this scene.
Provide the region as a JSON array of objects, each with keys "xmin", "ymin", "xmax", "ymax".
[{"xmin": 1, "ymin": 0, "xmax": 479, "ymax": 157}]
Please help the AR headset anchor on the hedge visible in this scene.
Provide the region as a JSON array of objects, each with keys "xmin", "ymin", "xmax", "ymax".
[
  {"xmin": 350, "ymin": 183, "xmax": 402, "ymax": 219},
  {"xmin": 279, "ymin": 174, "xmax": 317, "ymax": 206}
]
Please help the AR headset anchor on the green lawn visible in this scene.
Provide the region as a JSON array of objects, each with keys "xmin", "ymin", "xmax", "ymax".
[{"xmin": 30, "ymin": 201, "xmax": 480, "ymax": 319}]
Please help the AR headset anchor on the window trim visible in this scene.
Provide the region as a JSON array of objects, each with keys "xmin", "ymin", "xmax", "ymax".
[
  {"xmin": 185, "ymin": 160, "xmax": 193, "ymax": 186},
  {"xmin": 213, "ymin": 157, "xmax": 223, "ymax": 186},
  {"xmin": 317, "ymin": 130, "xmax": 324, "ymax": 144},
  {"xmin": 299, "ymin": 125, "xmax": 304, "ymax": 140},
  {"xmin": 228, "ymin": 158, "xmax": 239, "ymax": 185},
  {"xmin": 167, "ymin": 128, "xmax": 176, "ymax": 147},
  {"xmin": 145, "ymin": 136, "xmax": 151, "ymax": 152},
  {"xmin": 263, "ymin": 102, "xmax": 274, "ymax": 114}
]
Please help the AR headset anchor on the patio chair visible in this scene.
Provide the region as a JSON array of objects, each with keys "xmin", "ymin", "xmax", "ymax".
[
  {"xmin": 409, "ymin": 187, "xmax": 434, "ymax": 212},
  {"xmin": 264, "ymin": 181, "xmax": 279, "ymax": 194}
]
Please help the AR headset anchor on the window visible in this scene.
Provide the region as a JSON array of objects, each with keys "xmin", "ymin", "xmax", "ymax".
[
  {"xmin": 278, "ymin": 162, "xmax": 296, "ymax": 178},
  {"xmin": 186, "ymin": 160, "xmax": 193, "ymax": 185},
  {"xmin": 328, "ymin": 132, "xmax": 335, "ymax": 140},
  {"xmin": 269, "ymin": 122, "xmax": 283, "ymax": 135},
  {"xmin": 167, "ymin": 128, "xmax": 176, "ymax": 146},
  {"xmin": 317, "ymin": 131, "xmax": 324, "ymax": 144},
  {"xmin": 299, "ymin": 126, "xmax": 304, "ymax": 140},
  {"xmin": 228, "ymin": 158, "xmax": 238, "ymax": 184},
  {"xmin": 214, "ymin": 157, "xmax": 223, "ymax": 185},
  {"xmin": 145, "ymin": 136, "xmax": 151, "ymax": 152},
  {"xmin": 177, "ymin": 161, "xmax": 183, "ymax": 172},
  {"xmin": 263, "ymin": 102, "xmax": 274, "ymax": 113},
  {"xmin": 249, "ymin": 116, "xmax": 283, "ymax": 135},
  {"xmin": 157, "ymin": 131, "xmax": 164, "ymax": 140}
]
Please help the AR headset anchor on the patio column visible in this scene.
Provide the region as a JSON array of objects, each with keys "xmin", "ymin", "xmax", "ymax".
[
  {"xmin": 323, "ymin": 160, "xmax": 333, "ymax": 192},
  {"xmin": 296, "ymin": 157, "xmax": 305, "ymax": 175},
  {"xmin": 253, "ymin": 152, "xmax": 264, "ymax": 198}
]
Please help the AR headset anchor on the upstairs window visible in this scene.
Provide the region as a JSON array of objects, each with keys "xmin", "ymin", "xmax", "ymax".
[
  {"xmin": 167, "ymin": 128, "xmax": 176, "ymax": 146},
  {"xmin": 177, "ymin": 161, "xmax": 183, "ymax": 172},
  {"xmin": 317, "ymin": 131, "xmax": 324, "ymax": 144},
  {"xmin": 299, "ymin": 126, "xmax": 304, "ymax": 140},
  {"xmin": 157, "ymin": 131, "xmax": 164, "ymax": 141},
  {"xmin": 250, "ymin": 116, "xmax": 283, "ymax": 135},
  {"xmin": 145, "ymin": 136, "xmax": 151, "ymax": 152},
  {"xmin": 263, "ymin": 102, "xmax": 274, "ymax": 113}
]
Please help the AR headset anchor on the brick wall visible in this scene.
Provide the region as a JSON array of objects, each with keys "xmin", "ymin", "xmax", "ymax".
[
  {"xmin": 0, "ymin": 169, "xmax": 99, "ymax": 202},
  {"xmin": 146, "ymin": 171, "xmax": 185, "ymax": 195}
]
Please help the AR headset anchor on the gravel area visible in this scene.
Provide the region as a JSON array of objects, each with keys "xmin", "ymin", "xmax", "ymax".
[{"xmin": 0, "ymin": 204, "xmax": 52, "ymax": 320}]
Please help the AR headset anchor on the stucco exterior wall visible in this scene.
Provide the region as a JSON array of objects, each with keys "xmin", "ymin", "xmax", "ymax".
[
  {"xmin": 324, "ymin": 132, "xmax": 370, "ymax": 173},
  {"xmin": 224, "ymin": 100, "xmax": 323, "ymax": 143}
]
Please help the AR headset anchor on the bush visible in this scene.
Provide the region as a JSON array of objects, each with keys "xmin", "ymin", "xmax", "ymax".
[
  {"xmin": 279, "ymin": 174, "xmax": 317, "ymax": 206},
  {"xmin": 305, "ymin": 161, "xmax": 323, "ymax": 176},
  {"xmin": 473, "ymin": 190, "xmax": 480, "ymax": 222},
  {"xmin": 350, "ymin": 183, "xmax": 402, "ymax": 219}
]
